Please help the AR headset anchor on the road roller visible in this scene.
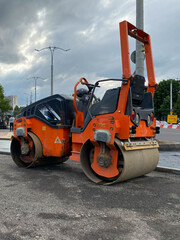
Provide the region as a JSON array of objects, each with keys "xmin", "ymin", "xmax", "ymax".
[{"xmin": 11, "ymin": 21, "xmax": 159, "ymax": 185}]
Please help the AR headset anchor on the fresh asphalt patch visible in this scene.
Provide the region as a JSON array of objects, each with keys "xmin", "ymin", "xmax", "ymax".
[{"xmin": 0, "ymin": 154, "xmax": 179, "ymax": 240}]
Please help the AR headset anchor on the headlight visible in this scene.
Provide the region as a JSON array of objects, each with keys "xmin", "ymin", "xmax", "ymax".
[
  {"xmin": 147, "ymin": 115, "xmax": 151, "ymax": 126},
  {"xmin": 135, "ymin": 114, "xmax": 140, "ymax": 125},
  {"xmin": 16, "ymin": 127, "xmax": 25, "ymax": 136}
]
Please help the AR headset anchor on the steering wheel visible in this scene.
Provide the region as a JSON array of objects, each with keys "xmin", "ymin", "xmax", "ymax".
[{"xmin": 73, "ymin": 77, "xmax": 99, "ymax": 128}]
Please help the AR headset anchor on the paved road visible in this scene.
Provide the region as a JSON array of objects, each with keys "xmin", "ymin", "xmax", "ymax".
[
  {"xmin": 158, "ymin": 151, "xmax": 180, "ymax": 168},
  {"xmin": 156, "ymin": 128, "xmax": 180, "ymax": 142},
  {"xmin": 0, "ymin": 140, "xmax": 11, "ymax": 152},
  {"xmin": 0, "ymin": 154, "xmax": 180, "ymax": 240}
]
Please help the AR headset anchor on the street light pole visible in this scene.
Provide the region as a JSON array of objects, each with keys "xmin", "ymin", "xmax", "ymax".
[
  {"xmin": 27, "ymin": 77, "xmax": 44, "ymax": 102},
  {"xmin": 24, "ymin": 92, "xmax": 32, "ymax": 106},
  {"xmin": 170, "ymin": 80, "xmax": 172, "ymax": 114},
  {"xmin": 136, "ymin": 0, "xmax": 144, "ymax": 77},
  {"xmin": 35, "ymin": 46, "xmax": 70, "ymax": 96},
  {"xmin": 51, "ymin": 48, "xmax": 54, "ymax": 96}
]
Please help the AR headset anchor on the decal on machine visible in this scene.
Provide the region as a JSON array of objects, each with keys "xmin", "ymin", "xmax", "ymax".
[
  {"xmin": 42, "ymin": 126, "xmax": 46, "ymax": 131},
  {"xmin": 54, "ymin": 136, "xmax": 61, "ymax": 144}
]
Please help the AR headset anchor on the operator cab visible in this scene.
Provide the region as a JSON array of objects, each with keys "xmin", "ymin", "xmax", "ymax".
[
  {"xmin": 73, "ymin": 76, "xmax": 155, "ymax": 130},
  {"xmin": 18, "ymin": 94, "xmax": 75, "ymax": 128}
]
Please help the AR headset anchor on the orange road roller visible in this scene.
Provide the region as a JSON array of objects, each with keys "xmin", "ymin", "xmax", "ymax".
[{"xmin": 11, "ymin": 21, "xmax": 159, "ymax": 185}]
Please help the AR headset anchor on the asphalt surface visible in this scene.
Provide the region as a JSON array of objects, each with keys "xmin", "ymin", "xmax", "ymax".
[
  {"xmin": 156, "ymin": 128, "xmax": 180, "ymax": 142},
  {"xmin": 158, "ymin": 151, "xmax": 180, "ymax": 169},
  {"xmin": 0, "ymin": 154, "xmax": 180, "ymax": 240},
  {"xmin": 0, "ymin": 140, "xmax": 10, "ymax": 153}
]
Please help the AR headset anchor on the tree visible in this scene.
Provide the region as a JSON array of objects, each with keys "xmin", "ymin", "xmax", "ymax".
[
  {"xmin": 159, "ymin": 96, "xmax": 170, "ymax": 119},
  {"xmin": 174, "ymin": 94, "xmax": 180, "ymax": 116},
  {"xmin": 0, "ymin": 84, "xmax": 12, "ymax": 116},
  {"xmin": 154, "ymin": 79, "xmax": 180, "ymax": 119},
  {"xmin": 13, "ymin": 105, "xmax": 24, "ymax": 117}
]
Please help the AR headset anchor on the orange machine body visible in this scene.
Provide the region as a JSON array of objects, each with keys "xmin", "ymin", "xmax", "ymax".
[
  {"xmin": 70, "ymin": 21, "xmax": 157, "ymax": 169},
  {"xmin": 70, "ymin": 112, "xmax": 156, "ymax": 178},
  {"xmin": 13, "ymin": 117, "xmax": 71, "ymax": 158},
  {"xmin": 11, "ymin": 21, "xmax": 158, "ymax": 183}
]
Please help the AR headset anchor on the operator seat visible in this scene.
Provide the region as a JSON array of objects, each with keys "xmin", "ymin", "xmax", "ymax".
[
  {"xmin": 76, "ymin": 88, "xmax": 91, "ymax": 121},
  {"xmin": 83, "ymin": 87, "xmax": 120, "ymax": 129}
]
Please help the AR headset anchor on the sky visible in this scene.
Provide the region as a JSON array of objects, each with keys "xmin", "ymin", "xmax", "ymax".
[{"xmin": 0, "ymin": 0, "xmax": 180, "ymax": 106}]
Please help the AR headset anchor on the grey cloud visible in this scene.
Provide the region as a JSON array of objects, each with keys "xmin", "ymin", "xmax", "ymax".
[{"xmin": 0, "ymin": 0, "xmax": 180, "ymax": 106}]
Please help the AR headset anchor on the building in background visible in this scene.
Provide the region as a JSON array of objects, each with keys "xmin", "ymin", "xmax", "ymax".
[{"xmin": 6, "ymin": 96, "xmax": 18, "ymax": 110}]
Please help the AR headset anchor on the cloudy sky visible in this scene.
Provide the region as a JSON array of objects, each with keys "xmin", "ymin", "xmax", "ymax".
[{"xmin": 0, "ymin": 0, "xmax": 180, "ymax": 106}]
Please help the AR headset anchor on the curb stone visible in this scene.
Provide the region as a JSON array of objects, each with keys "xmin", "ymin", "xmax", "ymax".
[
  {"xmin": 155, "ymin": 166, "xmax": 180, "ymax": 174},
  {"xmin": 158, "ymin": 140, "xmax": 180, "ymax": 151}
]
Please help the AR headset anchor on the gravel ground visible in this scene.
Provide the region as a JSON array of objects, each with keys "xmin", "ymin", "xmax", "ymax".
[{"xmin": 0, "ymin": 154, "xmax": 180, "ymax": 240}]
